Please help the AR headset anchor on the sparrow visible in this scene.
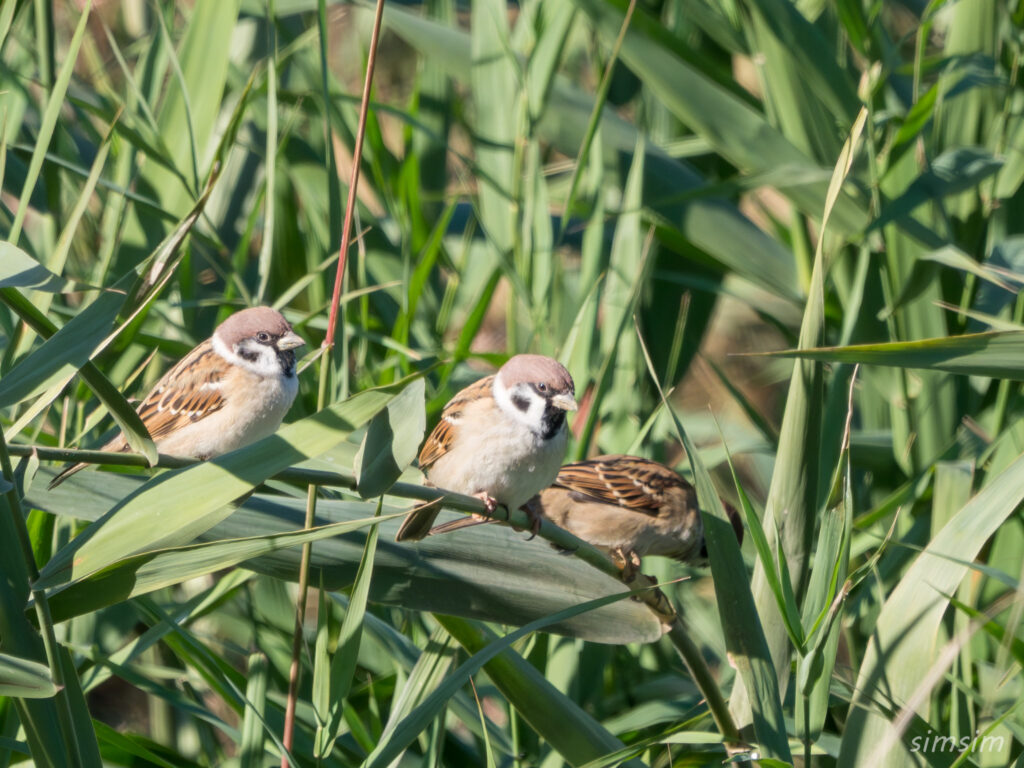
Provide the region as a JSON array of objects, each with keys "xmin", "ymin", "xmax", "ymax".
[
  {"xmin": 526, "ymin": 455, "xmax": 744, "ymax": 577},
  {"xmin": 49, "ymin": 306, "xmax": 304, "ymax": 488},
  {"xmin": 426, "ymin": 454, "xmax": 744, "ymax": 579},
  {"xmin": 395, "ymin": 354, "xmax": 577, "ymax": 542}
]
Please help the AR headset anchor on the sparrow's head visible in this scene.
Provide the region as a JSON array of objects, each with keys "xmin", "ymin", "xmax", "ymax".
[
  {"xmin": 493, "ymin": 354, "xmax": 577, "ymax": 439},
  {"xmin": 214, "ymin": 307, "xmax": 305, "ymax": 378}
]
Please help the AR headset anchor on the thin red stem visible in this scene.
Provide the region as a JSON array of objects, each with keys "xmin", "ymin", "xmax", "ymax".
[
  {"xmin": 281, "ymin": 2, "xmax": 386, "ymax": 764},
  {"xmin": 323, "ymin": 0, "xmax": 386, "ymax": 350}
]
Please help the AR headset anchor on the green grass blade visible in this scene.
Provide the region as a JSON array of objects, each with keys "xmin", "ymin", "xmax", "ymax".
[
  {"xmin": 354, "ymin": 378, "xmax": 425, "ymax": 498},
  {"xmin": 838, "ymin": 449, "xmax": 1024, "ymax": 767},
  {"xmin": 8, "ymin": 0, "xmax": 90, "ymax": 245},
  {"xmin": 470, "ymin": 0, "xmax": 517, "ymax": 258},
  {"xmin": 0, "ymin": 653, "xmax": 56, "ymax": 698},
  {"xmin": 721, "ymin": 433, "xmax": 804, "ymax": 652},
  {"xmin": 376, "ymin": 625, "xmax": 458, "ymax": 749},
  {"xmin": 143, "ymin": 0, "xmax": 241, "ymax": 216},
  {"xmin": 360, "ymin": 588, "xmax": 638, "ymax": 768},
  {"xmin": 636, "ymin": 324, "xmax": 791, "ymax": 761},
  {"xmin": 30, "ymin": 469, "xmax": 666, "ymax": 644},
  {"xmin": 0, "ymin": 287, "xmax": 125, "ymax": 411},
  {"xmin": 40, "ymin": 512, "xmax": 404, "ymax": 623},
  {"xmin": 0, "ymin": 242, "xmax": 76, "ymax": 293},
  {"xmin": 239, "ymin": 653, "xmax": 269, "ymax": 768},
  {"xmin": 767, "ymin": 331, "xmax": 1024, "ymax": 380},
  {"xmin": 437, "ymin": 615, "xmax": 647, "ymax": 768},
  {"xmin": 796, "ymin": 375, "xmax": 855, "ymax": 747},
  {"xmin": 733, "ymin": 106, "xmax": 867, "ymax": 723},
  {"xmin": 314, "ymin": 500, "xmax": 381, "ymax": 757},
  {"xmin": 570, "ymin": 0, "xmax": 868, "ymax": 233}
]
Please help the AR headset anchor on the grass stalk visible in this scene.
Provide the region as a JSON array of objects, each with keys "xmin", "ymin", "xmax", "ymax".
[
  {"xmin": 665, "ymin": 619, "xmax": 741, "ymax": 748},
  {"xmin": 281, "ymin": 1, "xmax": 386, "ymax": 762},
  {"xmin": 557, "ymin": 0, "xmax": 638, "ymax": 241},
  {"xmin": 0, "ymin": 430, "xmax": 82, "ymax": 765}
]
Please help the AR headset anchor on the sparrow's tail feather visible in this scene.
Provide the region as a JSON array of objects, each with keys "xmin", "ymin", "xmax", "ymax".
[
  {"xmin": 48, "ymin": 461, "xmax": 87, "ymax": 490},
  {"xmin": 47, "ymin": 438, "xmax": 132, "ymax": 490},
  {"xmin": 426, "ymin": 515, "xmax": 496, "ymax": 537},
  {"xmin": 394, "ymin": 498, "xmax": 446, "ymax": 542}
]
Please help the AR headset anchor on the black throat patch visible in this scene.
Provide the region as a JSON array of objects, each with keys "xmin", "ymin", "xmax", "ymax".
[
  {"xmin": 276, "ymin": 348, "xmax": 296, "ymax": 377},
  {"xmin": 540, "ymin": 404, "xmax": 566, "ymax": 441}
]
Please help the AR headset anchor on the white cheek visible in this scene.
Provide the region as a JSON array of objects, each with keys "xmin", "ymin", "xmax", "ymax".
[
  {"xmin": 527, "ymin": 393, "xmax": 546, "ymax": 425},
  {"xmin": 213, "ymin": 335, "xmax": 282, "ymax": 378},
  {"xmin": 493, "ymin": 378, "xmax": 544, "ymax": 432}
]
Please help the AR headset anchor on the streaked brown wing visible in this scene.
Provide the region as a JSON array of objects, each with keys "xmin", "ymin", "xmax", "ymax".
[
  {"xmin": 418, "ymin": 418, "xmax": 455, "ymax": 470},
  {"xmin": 554, "ymin": 455, "xmax": 687, "ymax": 513},
  {"xmin": 134, "ymin": 341, "xmax": 228, "ymax": 439},
  {"xmin": 417, "ymin": 375, "xmax": 495, "ymax": 470}
]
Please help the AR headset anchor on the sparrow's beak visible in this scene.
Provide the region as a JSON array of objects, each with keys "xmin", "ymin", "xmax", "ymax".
[
  {"xmin": 550, "ymin": 392, "xmax": 578, "ymax": 412},
  {"xmin": 277, "ymin": 331, "xmax": 305, "ymax": 350}
]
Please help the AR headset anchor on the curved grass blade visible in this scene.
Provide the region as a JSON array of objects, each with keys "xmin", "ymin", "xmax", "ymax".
[
  {"xmin": 354, "ymin": 378, "xmax": 425, "ymax": 498},
  {"xmin": 7, "ymin": 0, "xmax": 91, "ymax": 245},
  {"xmin": 766, "ymin": 331, "xmax": 1024, "ymax": 380},
  {"xmin": 0, "ymin": 653, "xmax": 57, "ymax": 699},
  {"xmin": 636, "ymin": 321, "xmax": 791, "ymax": 761},
  {"xmin": 0, "ymin": 243, "xmax": 79, "ymax": 292},
  {"xmin": 38, "ymin": 511, "xmax": 404, "ymax": 623}
]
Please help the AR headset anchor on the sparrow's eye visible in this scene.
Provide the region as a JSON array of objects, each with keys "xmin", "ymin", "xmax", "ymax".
[
  {"xmin": 537, "ymin": 382, "xmax": 548, "ymax": 393},
  {"xmin": 256, "ymin": 331, "xmax": 271, "ymax": 343}
]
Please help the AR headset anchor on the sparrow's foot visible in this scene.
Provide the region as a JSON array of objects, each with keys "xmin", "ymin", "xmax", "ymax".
[
  {"xmin": 643, "ymin": 580, "xmax": 676, "ymax": 622},
  {"xmin": 512, "ymin": 503, "xmax": 543, "ymax": 540},
  {"xmin": 611, "ymin": 547, "xmax": 643, "ymax": 582},
  {"xmin": 528, "ymin": 508, "xmax": 542, "ymax": 539},
  {"xmin": 621, "ymin": 570, "xmax": 676, "ymax": 622},
  {"xmin": 472, "ymin": 491, "xmax": 499, "ymax": 513},
  {"xmin": 468, "ymin": 492, "xmax": 500, "ymax": 524}
]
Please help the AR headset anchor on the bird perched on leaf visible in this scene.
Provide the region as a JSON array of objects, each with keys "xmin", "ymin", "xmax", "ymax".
[
  {"xmin": 524, "ymin": 454, "xmax": 744, "ymax": 578},
  {"xmin": 49, "ymin": 306, "xmax": 304, "ymax": 488},
  {"xmin": 428, "ymin": 454, "xmax": 744, "ymax": 580},
  {"xmin": 395, "ymin": 354, "xmax": 577, "ymax": 542}
]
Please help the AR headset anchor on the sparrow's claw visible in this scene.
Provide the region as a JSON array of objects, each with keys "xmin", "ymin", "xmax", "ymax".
[
  {"xmin": 516, "ymin": 504, "xmax": 543, "ymax": 540},
  {"xmin": 472, "ymin": 492, "xmax": 499, "ymax": 515},
  {"xmin": 620, "ymin": 570, "xmax": 675, "ymax": 621},
  {"xmin": 611, "ymin": 547, "xmax": 642, "ymax": 582}
]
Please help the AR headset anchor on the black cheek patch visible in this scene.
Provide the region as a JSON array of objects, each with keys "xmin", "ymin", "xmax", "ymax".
[
  {"xmin": 238, "ymin": 347, "xmax": 260, "ymax": 363},
  {"xmin": 511, "ymin": 394, "xmax": 531, "ymax": 412}
]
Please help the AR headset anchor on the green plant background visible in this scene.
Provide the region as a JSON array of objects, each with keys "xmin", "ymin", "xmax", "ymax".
[{"xmin": 1, "ymin": 0, "xmax": 1022, "ymax": 766}]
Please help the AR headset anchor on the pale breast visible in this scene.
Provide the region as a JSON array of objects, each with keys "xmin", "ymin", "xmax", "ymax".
[
  {"xmin": 426, "ymin": 409, "xmax": 567, "ymax": 512},
  {"xmin": 157, "ymin": 370, "xmax": 297, "ymax": 458}
]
